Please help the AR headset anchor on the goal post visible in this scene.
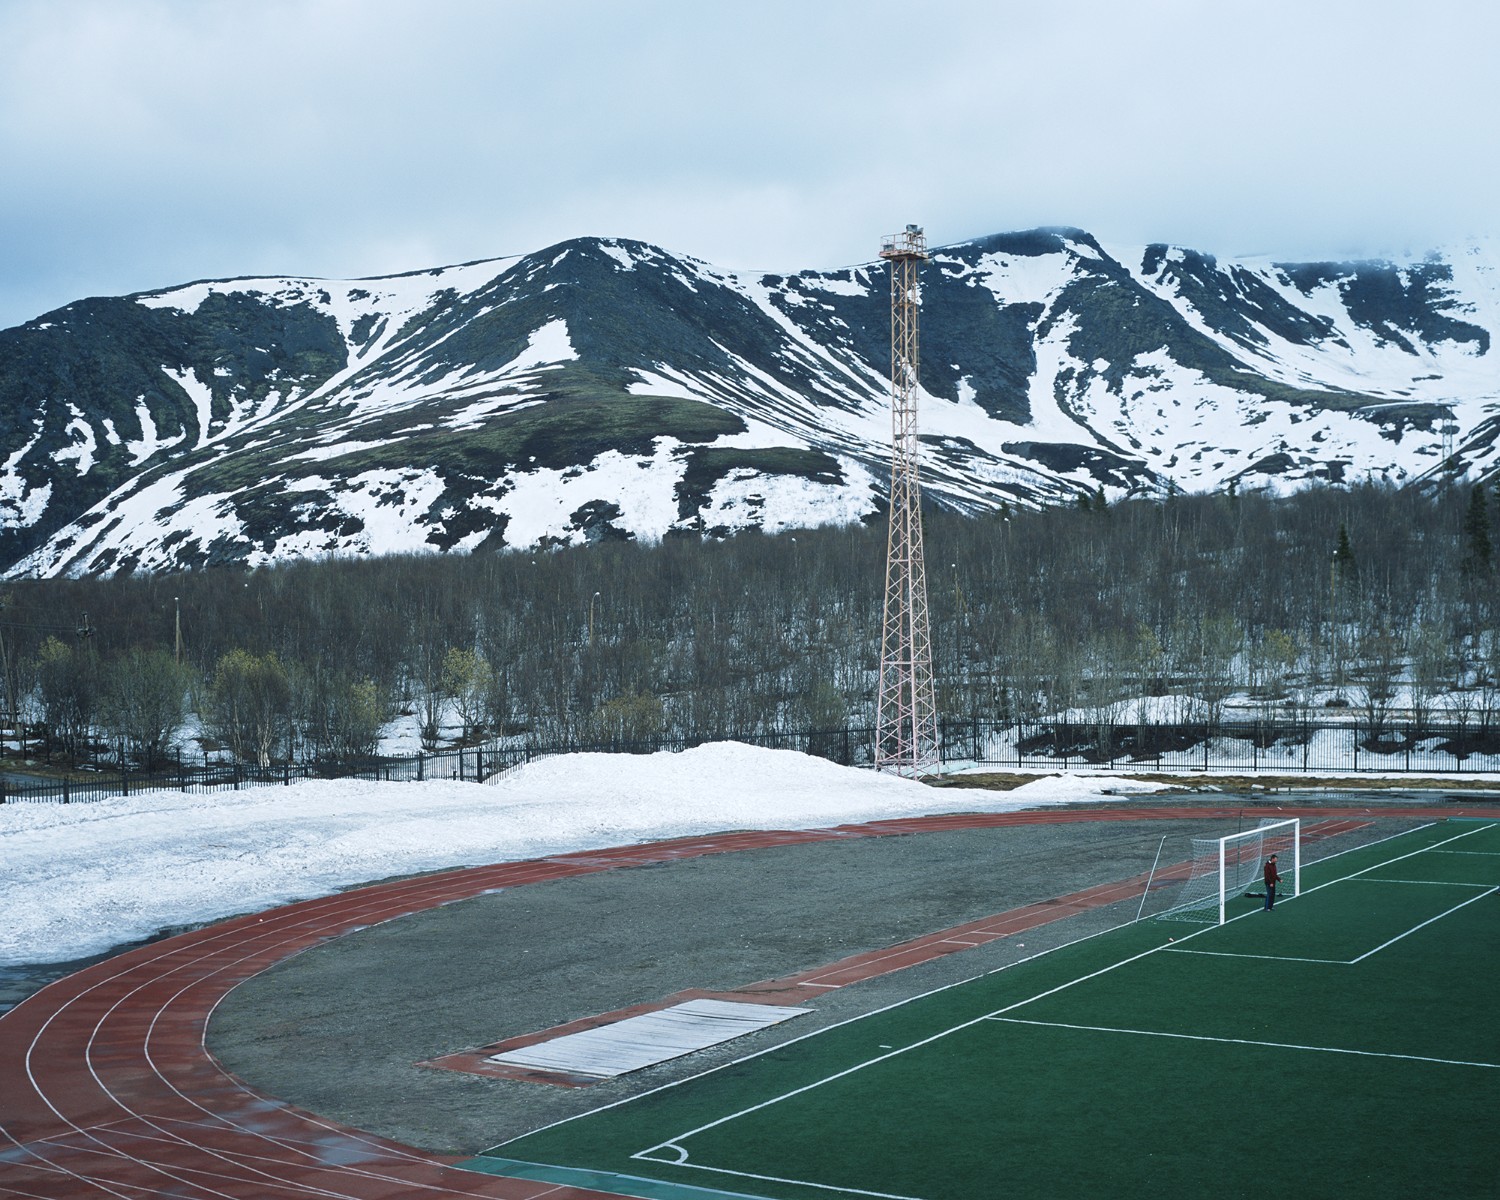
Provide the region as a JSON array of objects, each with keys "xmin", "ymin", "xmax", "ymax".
[{"xmin": 1159, "ymin": 818, "xmax": 1301, "ymax": 925}]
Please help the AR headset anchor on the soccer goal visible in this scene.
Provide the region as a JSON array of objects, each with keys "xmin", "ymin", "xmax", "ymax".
[{"xmin": 1158, "ymin": 818, "xmax": 1300, "ymax": 925}]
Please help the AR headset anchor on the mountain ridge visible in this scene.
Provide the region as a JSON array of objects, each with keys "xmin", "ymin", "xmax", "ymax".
[{"xmin": 2, "ymin": 228, "xmax": 1497, "ymax": 577}]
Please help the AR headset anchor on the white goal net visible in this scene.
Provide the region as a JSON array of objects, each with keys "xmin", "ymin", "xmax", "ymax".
[{"xmin": 1159, "ymin": 818, "xmax": 1300, "ymax": 925}]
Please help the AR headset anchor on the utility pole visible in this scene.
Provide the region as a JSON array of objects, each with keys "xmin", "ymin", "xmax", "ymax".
[
  {"xmin": 0, "ymin": 598, "xmax": 12, "ymax": 740},
  {"xmin": 874, "ymin": 225, "xmax": 939, "ymax": 777}
]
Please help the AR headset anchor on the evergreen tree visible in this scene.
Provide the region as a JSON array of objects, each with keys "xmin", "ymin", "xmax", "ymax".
[
  {"xmin": 1463, "ymin": 484, "xmax": 1494, "ymax": 577},
  {"xmin": 1332, "ymin": 523, "xmax": 1358, "ymax": 583},
  {"xmin": 1328, "ymin": 522, "xmax": 1359, "ymax": 698}
]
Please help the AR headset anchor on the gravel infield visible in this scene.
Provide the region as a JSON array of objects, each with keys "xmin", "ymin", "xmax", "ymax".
[{"xmin": 208, "ymin": 799, "xmax": 1438, "ymax": 1155}]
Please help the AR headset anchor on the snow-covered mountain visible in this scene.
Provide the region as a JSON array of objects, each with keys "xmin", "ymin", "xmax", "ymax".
[{"xmin": 2, "ymin": 228, "xmax": 1497, "ymax": 577}]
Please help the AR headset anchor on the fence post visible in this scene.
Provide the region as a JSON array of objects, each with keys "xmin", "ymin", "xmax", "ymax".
[
  {"xmin": 1405, "ymin": 727, "xmax": 1412, "ymax": 773},
  {"xmin": 1352, "ymin": 729, "xmax": 1358, "ymax": 772},
  {"xmin": 458, "ymin": 750, "xmax": 466, "ymax": 782},
  {"xmin": 63, "ymin": 777, "xmax": 70, "ymax": 804}
]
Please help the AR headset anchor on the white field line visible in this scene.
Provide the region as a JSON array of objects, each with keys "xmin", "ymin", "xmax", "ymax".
[
  {"xmin": 633, "ymin": 1152, "xmax": 929, "ymax": 1200},
  {"xmin": 1336, "ymin": 822, "xmax": 1497, "ymax": 882},
  {"xmin": 632, "ymin": 922, "xmax": 1226, "ymax": 1160},
  {"xmin": 499, "ymin": 823, "xmax": 1459, "ymax": 1153},
  {"xmin": 631, "ymin": 821, "xmax": 1498, "ymax": 1171},
  {"xmin": 1349, "ymin": 878, "xmax": 1495, "ymax": 886},
  {"xmin": 1312, "ymin": 821, "xmax": 1498, "ymax": 966},
  {"xmin": 1165, "ymin": 949, "xmax": 1350, "ymax": 963},
  {"xmin": 509, "ymin": 823, "xmax": 1469, "ymax": 1156},
  {"xmin": 987, "ymin": 1017, "xmax": 1500, "ymax": 1071},
  {"xmin": 502, "ymin": 877, "xmax": 1161, "ymax": 1151},
  {"xmin": 1349, "ymin": 886, "xmax": 1498, "ymax": 963},
  {"xmin": 1172, "ymin": 830, "xmax": 1498, "ymax": 964}
]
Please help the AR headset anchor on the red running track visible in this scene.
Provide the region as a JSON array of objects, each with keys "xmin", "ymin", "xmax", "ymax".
[{"xmin": 3, "ymin": 804, "xmax": 1494, "ymax": 1199}]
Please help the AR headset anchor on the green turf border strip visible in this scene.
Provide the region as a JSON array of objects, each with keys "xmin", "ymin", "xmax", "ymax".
[{"xmin": 456, "ymin": 1152, "xmax": 778, "ymax": 1200}]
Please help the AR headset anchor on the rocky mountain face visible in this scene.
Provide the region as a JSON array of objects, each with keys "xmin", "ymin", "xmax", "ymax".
[{"xmin": 2, "ymin": 228, "xmax": 1497, "ymax": 577}]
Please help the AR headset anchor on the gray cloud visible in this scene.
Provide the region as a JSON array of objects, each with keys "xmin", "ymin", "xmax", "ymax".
[{"xmin": 3, "ymin": 0, "xmax": 1498, "ymax": 328}]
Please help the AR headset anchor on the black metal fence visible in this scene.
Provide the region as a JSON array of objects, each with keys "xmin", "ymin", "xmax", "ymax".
[
  {"xmin": 3, "ymin": 717, "xmax": 1497, "ymax": 806},
  {"xmin": 976, "ymin": 719, "xmax": 1500, "ymax": 774},
  {"xmin": 0, "ymin": 741, "xmax": 535, "ymax": 805}
]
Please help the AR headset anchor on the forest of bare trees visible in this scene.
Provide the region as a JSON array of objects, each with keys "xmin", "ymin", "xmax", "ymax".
[{"xmin": 1, "ymin": 479, "xmax": 1496, "ymax": 769}]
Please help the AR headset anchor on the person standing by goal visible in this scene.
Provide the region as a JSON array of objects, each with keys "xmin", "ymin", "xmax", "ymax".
[{"xmin": 1263, "ymin": 854, "xmax": 1282, "ymax": 911}]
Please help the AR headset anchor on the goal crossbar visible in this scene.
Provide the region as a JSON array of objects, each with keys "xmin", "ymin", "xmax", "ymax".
[{"xmin": 1161, "ymin": 817, "xmax": 1301, "ymax": 926}]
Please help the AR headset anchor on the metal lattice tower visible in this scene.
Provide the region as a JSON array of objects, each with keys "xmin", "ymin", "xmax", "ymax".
[{"xmin": 874, "ymin": 225, "xmax": 939, "ymax": 777}]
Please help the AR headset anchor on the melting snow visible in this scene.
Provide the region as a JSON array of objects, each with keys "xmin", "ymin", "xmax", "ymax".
[
  {"xmin": 0, "ymin": 742, "xmax": 1166, "ymax": 967},
  {"xmin": 54, "ymin": 407, "xmax": 97, "ymax": 475},
  {"xmin": 599, "ymin": 242, "xmax": 637, "ymax": 271},
  {"xmin": 126, "ymin": 398, "xmax": 188, "ymax": 465},
  {"xmin": 507, "ymin": 318, "xmax": 578, "ymax": 371}
]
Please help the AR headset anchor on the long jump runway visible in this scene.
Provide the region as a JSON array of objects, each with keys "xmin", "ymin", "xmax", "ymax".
[{"xmin": 3, "ymin": 802, "xmax": 1495, "ymax": 1199}]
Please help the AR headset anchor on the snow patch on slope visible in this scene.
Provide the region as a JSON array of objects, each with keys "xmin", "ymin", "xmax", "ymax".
[
  {"xmin": 54, "ymin": 405, "xmax": 97, "ymax": 474},
  {"xmin": 505, "ymin": 318, "xmax": 578, "ymax": 372},
  {"xmin": 126, "ymin": 398, "xmax": 188, "ymax": 464}
]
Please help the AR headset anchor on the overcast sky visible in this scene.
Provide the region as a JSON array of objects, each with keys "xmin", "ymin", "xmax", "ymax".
[{"xmin": 3, "ymin": 0, "xmax": 1497, "ymax": 329}]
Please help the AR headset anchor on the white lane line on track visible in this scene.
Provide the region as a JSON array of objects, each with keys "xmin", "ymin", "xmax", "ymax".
[{"xmin": 10, "ymin": 860, "xmax": 548, "ymax": 1199}]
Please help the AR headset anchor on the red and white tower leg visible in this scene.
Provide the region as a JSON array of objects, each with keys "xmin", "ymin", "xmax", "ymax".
[{"xmin": 874, "ymin": 225, "xmax": 939, "ymax": 777}]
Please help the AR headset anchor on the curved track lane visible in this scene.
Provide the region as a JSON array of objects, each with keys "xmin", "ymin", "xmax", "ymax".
[{"xmin": 3, "ymin": 803, "xmax": 1494, "ymax": 1198}]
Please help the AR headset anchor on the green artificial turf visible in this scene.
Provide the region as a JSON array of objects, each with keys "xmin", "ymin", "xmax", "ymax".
[{"xmin": 465, "ymin": 820, "xmax": 1500, "ymax": 1200}]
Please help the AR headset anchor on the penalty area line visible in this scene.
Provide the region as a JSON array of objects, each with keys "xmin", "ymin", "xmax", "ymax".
[
  {"xmin": 629, "ymin": 920, "xmax": 1207, "ymax": 1161},
  {"xmin": 986, "ymin": 1016, "xmax": 1500, "ymax": 1071},
  {"xmin": 1349, "ymin": 885, "xmax": 1499, "ymax": 964},
  {"xmin": 1347, "ymin": 878, "xmax": 1496, "ymax": 887},
  {"xmin": 633, "ymin": 1144, "xmax": 929, "ymax": 1200},
  {"xmin": 1164, "ymin": 947, "xmax": 1351, "ymax": 963}
]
